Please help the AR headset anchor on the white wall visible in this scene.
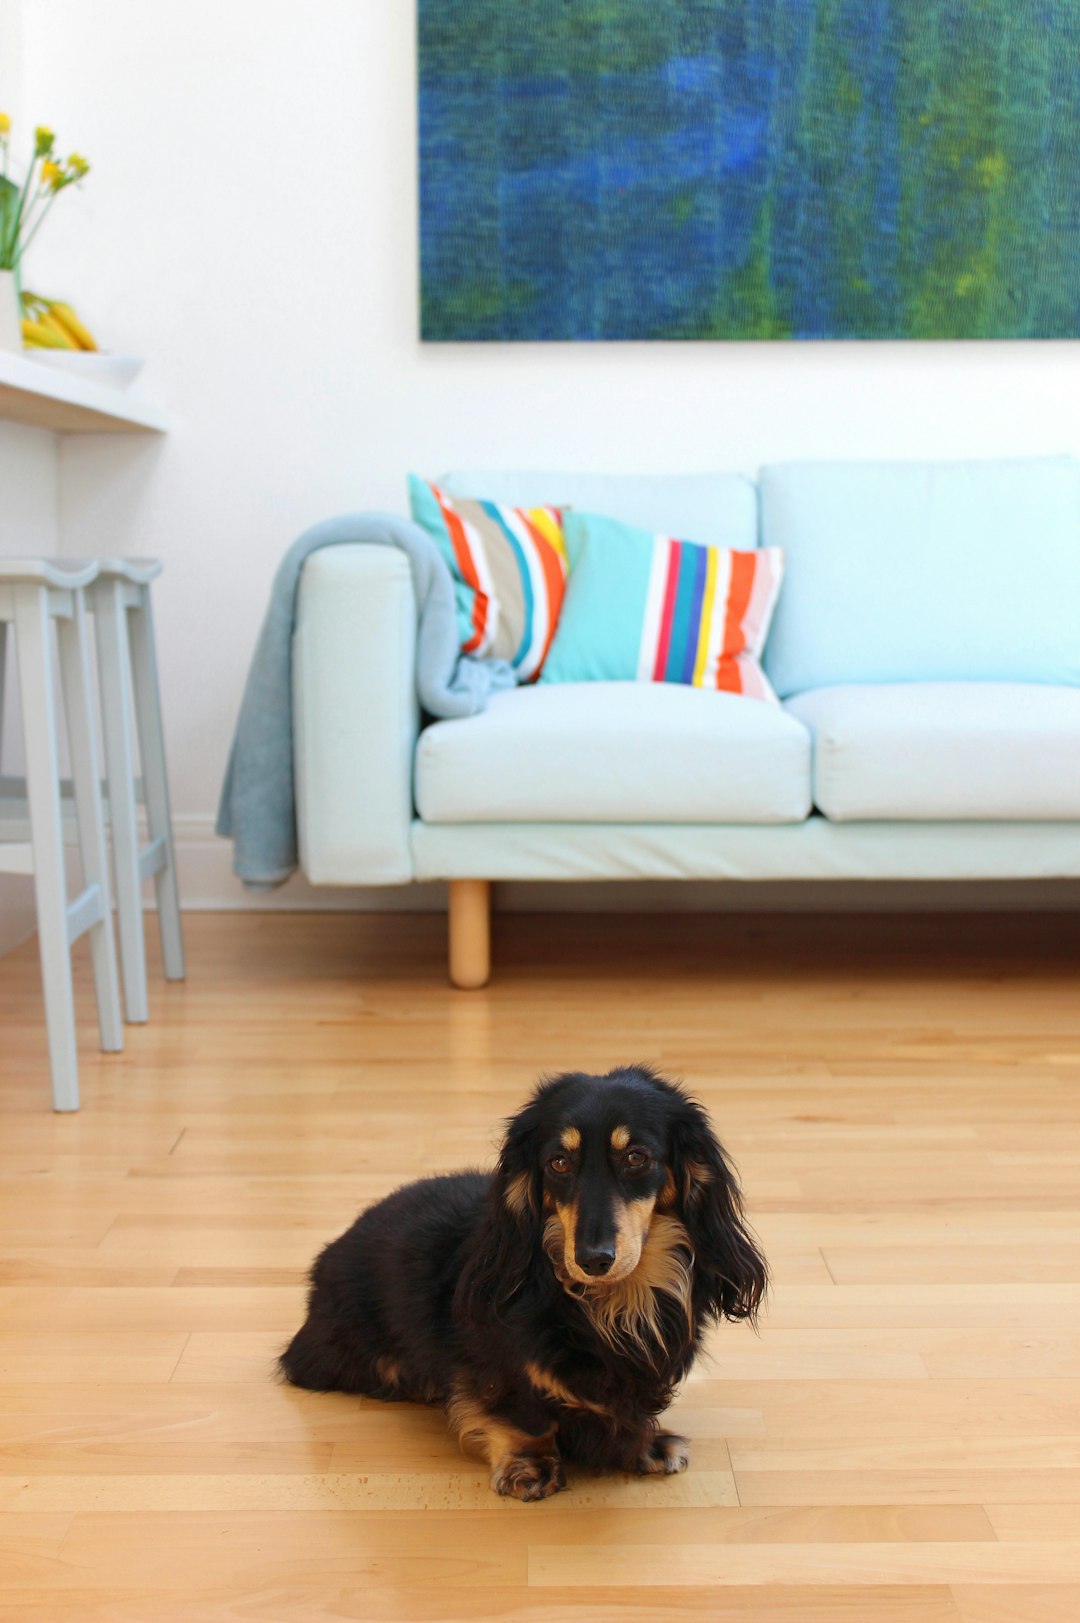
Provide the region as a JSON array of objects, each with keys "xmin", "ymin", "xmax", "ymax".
[
  {"xmin": 0, "ymin": 426, "xmax": 59, "ymax": 951},
  {"xmin": 12, "ymin": 1, "xmax": 1080, "ymax": 913},
  {"xmin": 0, "ymin": 3, "xmax": 57, "ymax": 949},
  {"xmin": 0, "ymin": 0, "xmax": 22, "ymax": 130}
]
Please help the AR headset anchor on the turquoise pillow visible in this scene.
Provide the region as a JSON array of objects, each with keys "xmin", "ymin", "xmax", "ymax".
[{"xmin": 540, "ymin": 512, "xmax": 784, "ymax": 701}]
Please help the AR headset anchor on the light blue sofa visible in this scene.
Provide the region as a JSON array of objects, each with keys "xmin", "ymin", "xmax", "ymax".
[{"xmin": 293, "ymin": 457, "xmax": 1080, "ymax": 985}]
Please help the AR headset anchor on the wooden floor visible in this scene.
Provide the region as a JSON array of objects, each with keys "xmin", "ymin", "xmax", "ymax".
[{"xmin": 1, "ymin": 910, "xmax": 1079, "ymax": 1622}]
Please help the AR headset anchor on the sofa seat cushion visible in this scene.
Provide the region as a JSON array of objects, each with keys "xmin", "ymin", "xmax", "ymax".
[
  {"xmin": 417, "ymin": 683, "xmax": 812, "ymax": 824},
  {"xmin": 786, "ymin": 683, "xmax": 1080, "ymax": 820}
]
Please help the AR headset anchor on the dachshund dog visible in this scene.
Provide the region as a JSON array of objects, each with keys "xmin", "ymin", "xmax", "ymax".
[{"xmin": 280, "ymin": 1065, "xmax": 767, "ymax": 1500}]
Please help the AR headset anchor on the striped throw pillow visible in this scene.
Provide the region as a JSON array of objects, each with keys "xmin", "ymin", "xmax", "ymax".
[
  {"xmin": 540, "ymin": 511, "xmax": 784, "ymax": 702},
  {"xmin": 409, "ymin": 476, "xmax": 568, "ymax": 682}
]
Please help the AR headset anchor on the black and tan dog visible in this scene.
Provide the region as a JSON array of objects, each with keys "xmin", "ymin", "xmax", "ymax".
[{"xmin": 281, "ymin": 1065, "xmax": 767, "ymax": 1500}]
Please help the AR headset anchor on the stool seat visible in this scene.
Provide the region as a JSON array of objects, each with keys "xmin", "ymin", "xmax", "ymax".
[
  {"xmin": 102, "ymin": 559, "xmax": 163, "ymax": 585},
  {"xmin": 0, "ymin": 559, "xmax": 164, "ymax": 587},
  {"xmin": 65, "ymin": 558, "xmax": 164, "ymax": 586},
  {"xmin": 0, "ymin": 559, "xmax": 101, "ymax": 588}
]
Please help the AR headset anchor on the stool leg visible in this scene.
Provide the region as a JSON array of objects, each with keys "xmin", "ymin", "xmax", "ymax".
[
  {"xmin": 0, "ymin": 620, "xmax": 8, "ymax": 769},
  {"xmin": 128, "ymin": 584, "xmax": 184, "ymax": 981},
  {"xmin": 93, "ymin": 578, "xmax": 149, "ymax": 1022},
  {"xmin": 13, "ymin": 586, "xmax": 81, "ymax": 1111},
  {"xmin": 57, "ymin": 592, "xmax": 124, "ymax": 1057}
]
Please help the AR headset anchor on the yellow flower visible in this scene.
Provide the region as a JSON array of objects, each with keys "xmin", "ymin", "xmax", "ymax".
[
  {"xmin": 67, "ymin": 153, "xmax": 90, "ymax": 178},
  {"xmin": 34, "ymin": 125, "xmax": 55, "ymax": 157},
  {"xmin": 41, "ymin": 160, "xmax": 64, "ymax": 191},
  {"xmin": 0, "ymin": 112, "xmax": 11, "ymax": 138}
]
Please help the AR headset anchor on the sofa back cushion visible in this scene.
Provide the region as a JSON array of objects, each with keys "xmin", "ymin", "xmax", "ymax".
[
  {"xmin": 440, "ymin": 469, "xmax": 758, "ymax": 552},
  {"xmin": 760, "ymin": 456, "xmax": 1080, "ymax": 697}
]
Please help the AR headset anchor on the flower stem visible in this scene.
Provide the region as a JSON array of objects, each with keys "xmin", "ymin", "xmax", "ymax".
[
  {"xmin": 18, "ymin": 190, "xmax": 58, "ymax": 260},
  {"xmin": 18, "ymin": 184, "xmax": 51, "ymax": 243},
  {"xmin": 9, "ymin": 153, "xmax": 39, "ymax": 260}
]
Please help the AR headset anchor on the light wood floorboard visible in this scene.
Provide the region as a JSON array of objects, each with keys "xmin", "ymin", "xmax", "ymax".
[{"xmin": 1, "ymin": 909, "xmax": 1079, "ymax": 1621}]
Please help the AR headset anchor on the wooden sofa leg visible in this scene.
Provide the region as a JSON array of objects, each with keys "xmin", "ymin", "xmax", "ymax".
[{"xmin": 449, "ymin": 880, "xmax": 491, "ymax": 990}]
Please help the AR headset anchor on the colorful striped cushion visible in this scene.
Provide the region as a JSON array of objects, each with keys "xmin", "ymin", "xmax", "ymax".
[
  {"xmin": 540, "ymin": 512, "xmax": 784, "ymax": 702},
  {"xmin": 408, "ymin": 475, "xmax": 568, "ymax": 681}
]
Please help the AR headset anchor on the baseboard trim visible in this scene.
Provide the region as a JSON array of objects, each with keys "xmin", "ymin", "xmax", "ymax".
[
  {"xmin": 172, "ymin": 816, "xmax": 445, "ymax": 912},
  {"xmin": 173, "ymin": 815, "xmax": 1080, "ymax": 915}
]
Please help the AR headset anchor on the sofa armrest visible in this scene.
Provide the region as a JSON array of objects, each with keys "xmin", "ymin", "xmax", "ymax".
[{"xmin": 293, "ymin": 545, "xmax": 418, "ymax": 884}]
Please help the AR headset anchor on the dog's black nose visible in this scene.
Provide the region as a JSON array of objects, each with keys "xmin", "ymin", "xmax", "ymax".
[{"xmin": 578, "ymin": 1246, "xmax": 617, "ymax": 1277}]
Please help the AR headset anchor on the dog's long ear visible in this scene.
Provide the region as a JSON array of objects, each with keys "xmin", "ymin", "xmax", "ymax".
[
  {"xmin": 453, "ymin": 1106, "xmax": 543, "ymax": 1327},
  {"xmin": 668, "ymin": 1094, "xmax": 767, "ymax": 1325}
]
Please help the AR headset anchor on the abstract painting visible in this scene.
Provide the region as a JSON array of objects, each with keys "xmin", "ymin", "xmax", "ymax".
[{"xmin": 418, "ymin": 1, "xmax": 1080, "ymax": 341}]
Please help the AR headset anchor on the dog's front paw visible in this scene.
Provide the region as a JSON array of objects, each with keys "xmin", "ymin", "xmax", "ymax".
[
  {"xmin": 491, "ymin": 1451, "xmax": 566, "ymax": 1502},
  {"xmin": 636, "ymin": 1431, "xmax": 690, "ymax": 1476}
]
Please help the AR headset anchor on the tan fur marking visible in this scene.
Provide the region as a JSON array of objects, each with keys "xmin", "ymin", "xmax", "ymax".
[
  {"xmin": 447, "ymin": 1380, "xmax": 559, "ymax": 1494},
  {"xmin": 588, "ymin": 1213, "xmax": 693, "ymax": 1356},
  {"xmin": 554, "ymin": 1196, "xmax": 579, "ymax": 1262},
  {"xmin": 610, "ymin": 1125, "xmax": 631, "ymax": 1151},
  {"xmin": 657, "ymin": 1169, "xmax": 679, "ymax": 1211},
  {"xmin": 524, "ymin": 1361, "xmax": 612, "ymax": 1418},
  {"xmin": 614, "ymin": 1191, "xmax": 656, "ymax": 1253},
  {"xmin": 373, "ymin": 1356, "xmax": 401, "ymax": 1388},
  {"xmin": 554, "ymin": 1192, "xmax": 654, "ymax": 1284},
  {"xmin": 447, "ymin": 1386, "xmax": 534, "ymax": 1466},
  {"xmin": 682, "ymin": 1157, "xmax": 714, "ymax": 1208},
  {"xmin": 560, "ymin": 1125, "xmax": 581, "ymax": 1151},
  {"xmin": 544, "ymin": 1212, "xmax": 694, "ymax": 1360},
  {"xmin": 636, "ymin": 1431, "xmax": 691, "ymax": 1475},
  {"xmin": 504, "ymin": 1170, "xmax": 533, "ymax": 1222}
]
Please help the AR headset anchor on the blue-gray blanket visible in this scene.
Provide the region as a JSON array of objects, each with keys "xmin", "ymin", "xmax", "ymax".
[{"xmin": 216, "ymin": 512, "xmax": 514, "ymax": 888}]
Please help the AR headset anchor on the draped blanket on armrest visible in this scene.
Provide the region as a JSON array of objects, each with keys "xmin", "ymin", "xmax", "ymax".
[{"xmin": 216, "ymin": 512, "xmax": 514, "ymax": 888}]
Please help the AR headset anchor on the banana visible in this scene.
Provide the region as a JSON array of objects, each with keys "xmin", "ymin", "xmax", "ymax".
[
  {"xmin": 47, "ymin": 300, "xmax": 98, "ymax": 351},
  {"xmin": 20, "ymin": 290, "xmax": 99, "ymax": 351},
  {"xmin": 35, "ymin": 309, "xmax": 79, "ymax": 348},
  {"xmin": 21, "ymin": 315, "xmax": 70, "ymax": 349}
]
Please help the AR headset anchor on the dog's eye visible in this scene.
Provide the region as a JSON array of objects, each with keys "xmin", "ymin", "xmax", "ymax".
[
  {"xmin": 548, "ymin": 1154, "xmax": 572, "ymax": 1176},
  {"xmin": 626, "ymin": 1148, "xmax": 650, "ymax": 1170}
]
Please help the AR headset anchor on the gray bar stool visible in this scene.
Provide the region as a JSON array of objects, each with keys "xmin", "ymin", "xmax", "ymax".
[
  {"xmin": 0, "ymin": 559, "xmax": 124, "ymax": 1110},
  {"xmin": 90, "ymin": 558, "xmax": 185, "ymax": 1022},
  {"xmin": 2, "ymin": 558, "xmax": 185, "ymax": 1028}
]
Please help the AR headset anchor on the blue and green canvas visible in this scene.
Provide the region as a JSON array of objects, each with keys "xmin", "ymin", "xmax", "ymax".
[{"xmin": 418, "ymin": 0, "xmax": 1080, "ymax": 341}]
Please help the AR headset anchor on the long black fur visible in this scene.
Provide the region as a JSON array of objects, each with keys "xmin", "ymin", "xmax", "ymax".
[{"xmin": 281, "ymin": 1065, "xmax": 767, "ymax": 1496}]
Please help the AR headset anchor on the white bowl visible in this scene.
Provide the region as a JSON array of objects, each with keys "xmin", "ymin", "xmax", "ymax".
[{"xmin": 26, "ymin": 351, "xmax": 145, "ymax": 389}]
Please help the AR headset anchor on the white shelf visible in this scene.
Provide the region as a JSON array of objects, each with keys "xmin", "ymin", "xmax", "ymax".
[{"xmin": 0, "ymin": 349, "xmax": 168, "ymax": 434}]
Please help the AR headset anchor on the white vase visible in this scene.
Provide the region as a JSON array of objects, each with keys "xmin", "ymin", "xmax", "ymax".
[{"xmin": 0, "ymin": 269, "xmax": 22, "ymax": 352}]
